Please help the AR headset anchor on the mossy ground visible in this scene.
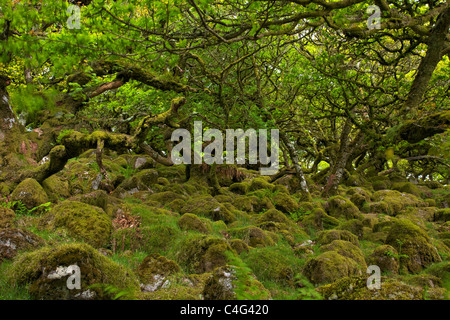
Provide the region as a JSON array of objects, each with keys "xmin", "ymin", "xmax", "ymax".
[{"xmin": 0, "ymin": 152, "xmax": 449, "ymax": 300}]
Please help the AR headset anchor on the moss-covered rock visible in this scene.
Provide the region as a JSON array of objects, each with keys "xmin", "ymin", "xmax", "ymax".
[
  {"xmin": 229, "ymin": 239, "xmax": 250, "ymax": 254},
  {"xmin": 229, "ymin": 182, "xmax": 250, "ymax": 195},
  {"xmin": 229, "ymin": 226, "xmax": 275, "ymax": 248},
  {"xmin": 137, "ymin": 253, "xmax": 181, "ymax": 292},
  {"xmin": 174, "ymin": 234, "xmax": 234, "ymax": 274},
  {"xmin": 271, "ymin": 192, "xmax": 299, "ymax": 214},
  {"xmin": 302, "ymin": 251, "xmax": 362, "ymax": 285},
  {"xmin": 434, "ymin": 208, "xmax": 450, "ymax": 222},
  {"xmin": 41, "ymin": 174, "xmax": 70, "ymax": 201},
  {"xmin": 232, "ymin": 195, "xmax": 273, "ymax": 213},
  {"xmin": 316, "ymin": 229, "xmax": 359, "ymax": 247},
  {"xmin": 256, "ymin": 208, "xmax": 298, "ymax": 232},
  {"xmin": 48, "ymin": 200, "xmax": 112, "ymax": 248},
  {"xmin": 181, "ymin": 196, "xmax": 236, "ymax": 224},
  {"xmin": 134, "ymin": 169, "xmax": 159, "ymax": 186},
  {"xmin": 385, "ymin": 219, "xmax": 442, "ymax": 273},
  {"xmin": 368, "ymin": 201, "xmax": 390, "ymax": 214},
  {"xmin": 140, "ymin": 223, "xmax": 180, "ymax": 254},
  {"xmin": 346, "ymin": 187, "xmax": 372, "ymax": 210},
  {"xmin": 337, "ymin": 219, "xmax": 364, "ymax": 240},
  {"xmin": 0, "ymin": 228, "xmax": 45, "ymax": 261},
  {"xmin": 367, "ymin": 245, "xmax": 399, "ymax": 275},
  {"xmin": 320, "ymin": 240, "xmax": 367, "ymax": 270},
  {"xmin": 302, "ymin": 208, "xmax": 340, "ymax": 232},
  {"xmin": 317, "ymin": 276, "xmax": 424, "ymax": 300},
  {"xmin": 202, "ymin": 265, "xmax": 271, "ymax": 300},
  {"xmin": 326, "ymin": 195, "xmax": 361, "ymax": 220},
  {"xmin": 371, "ymin": 190, "xmax": 422, "ymax": 216},
  {"xmin": 177, "ymin": 213, "xmax": 212, "ymax": 234},
  {"xmin": 10, "ymin": 178, "xmax": 49, "ymax": 210},
  {"xmin": 248, "ymin": 177, "xmax": 275, "ymax": 192},
  {"xmin": 0, "ymin": 207, "xmax": 15, "ymax": 229},
  {"xmin": 7, "ymin": 243, "xmax": 140, "ymax": 300},
  {"xmin": 391, "ymin": 182, "xmax": 422, "ymax": 197}
]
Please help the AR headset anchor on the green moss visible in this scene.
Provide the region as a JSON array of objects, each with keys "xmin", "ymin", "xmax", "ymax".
[
  {"xmin": 371, "ymin": 190, "xmax": 422, "ymax": 216},
  {"xmin": 147, "ymin": 191, "xmax": 186, "ymax": 205},
  {"xmin": 337, "ymin": 219, "xmax": 364, "ymax": 240},
  {"xmin": 367, "ymin": 245, "xmax": 399, "ymax": 275},
  {"xmin": 177, "ymin": 213, "xmax": 212, "ymax": 234},
  {"xmin": 229, "ymin": 182, "xmax": 250, "ymax": 195},
  {"xmin": 369, "ymin": 201, "xmax": 390, "ymax": 214},
  {"xmin": 229, "ymin": 226, "xmax": 275, "ymax": 248},
  {"xmin": 316, "ymin": 229, "xmax": 360, "ymax": 247},
  {"xmin": 320, "ymin": 240, "xmax": 367, "ymax": 270},
  {"xmin": 248, "ymin": 177, "xmax": 275, "ymax": 192},
  {"xmin": 7, "ymin": 242, "xmax": 140, "ymax": 300},
  {"xmin": 302, "ymin": 208, "xmax": 340, "ymax": 233},
  {"xmin": 10, "ymin": 178, "xmax": 49, "ymax": 211},
  {"xmin": 41, "ymin": 175, "xmax": 70, "ymax": 201},
  {"xmin": 302, "ymin": 251, "xmax": 362, "ymax": 285},
  {"xmin": 181, "ymin": 196, "xmax": 236, "ymax": 224},
  {"xmin": 317, "ymin": 276, "xmax": 424, "ymax": 300},
  {"xmin": 140, "ymin": 223, "xmax": 181, "ymax": 254},
  {"xmin": 385, "ymin": 219, "xmax": 442, "ymax": 273},
  {"xmin": 326, "ymin": 195, "xmax": 361, "ymax": 220},
  {"xmin": 0, "ymin": 207, "xmax": 15, "ymax": 229},
  {"xmin": 0, "ymin": 228, "xmax": 45, "ymax": 261},
  {"xmin": 392, "ymin": 182, "xmax": 422, "ymax": 197},
  {"xmin": 229, "ymin": 239, "xmax": 249, "ymax": 254},
  {"xmin": 435, "ymin": 208, "xmax": 450, "ymax": 222},
  {"xmin": 137, "ymin": 253, "xmax": 181, "ymax": 283},
  {"xmin": 173, "ymin": 234, "xmax": 234, "ymax": 274},
  {"xmin": 48, "ymin": 200, "xmax": 112, "ymax": 248},
  {"xmin": 271, "ymin": 192, "xmax": 299, "ymax": 214}
]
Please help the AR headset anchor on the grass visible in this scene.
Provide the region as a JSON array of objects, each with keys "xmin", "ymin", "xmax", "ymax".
[{"xmin": 0, "ymin": 260, "xmax": 31, "ymax": 300}]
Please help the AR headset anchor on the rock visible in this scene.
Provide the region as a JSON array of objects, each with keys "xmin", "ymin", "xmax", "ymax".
[
  {"xmin": 41, "ymin": 174, "xmax": 70, "ymax": 201},
  {"xmin": 367, "ymin": 245, "xmax": 400, "ymax": 275},
  {"xmin": 133, "ymin": 156, "xmax": 154, "ymax": 170},
  {"xmin": 316, "ymin": 229, "xmax": 360, "ymax": 246},
  {"xmin": 10, "ymin": 178, "xmax": 49, "ymax": 210},
  {"xmin": 317, "ymin": 276, "xmax": 424, "ymax": 300},
  {"xmin": 134, "ymin": 169, "xmax": 159, "ymax": 186},
  {"xmin": 0, "ymin": 207, "xmax": 15, "ymax": 229},
  {"xmin": 229, "ymin": 226, "xmax": 275, "ymax": 248},
  {"xmin": 385, "ymin": 219, "xmax": 441, "ymax": 273},
  {"xmin": 181, "ymin": 196, "xmax": 236, "ymax": 224},
  {"xmin": 202, "ymin": 265, "xmax": 271, "ymax": 300},
  {"xmin": 320, "ymin": 240, "xmax": 367, "ymax": 270},
  {"xmin": 229, "ymin": 239, "xmax": 249, "ymax": 254},
  {"xmin": 371, "ymin": 190, "xmax": 422, "ymax": 216},
  {"xmin": 271, "ymin": 192, "xmax": 299, "ymax": 213},
  {"xmin": 48, "ymin": 200, "xmax": 112, "ymax": 248},
  {"xmin": 137, "ymin": 253, "xmax": 180, "ymax": 293},
  {"xmin": 302, "ymin": 251, "xmax": 362, "ymax": 285},
  {"xmin": 346, "ymin": 187, "xmax": 372, "ymax": 210},
  {"xmin": 435, "ymin": 208, "xmax": 450, "ymax": 222},
  {"xmin": 175, "ymin": 234, "xmax": 233, "ymax": 274},
  {"xmin": 326, "ymin": 195, "xmax": 361, "ymax": 220},
  {"xmin": 337, "ymin": 219, "xmax": 364, "ymax": 239},
  {"xmin": 177, "ymin": 213, "xmax": 212, "ymax": 234},
  {"xmin": 248, "ymin": 177, "xmax": 275, "ymax": 192},
  {"xmin": 8, "ymin": 243, "xmax": 140, "ymax": 300},
  {"xmin": 302, "ymin": 208, "xmax": 340, "ymax": 231},
  {"xmin": 229, "ymin": 182, "xmax": 250, "ymax": 195},
  {"xmin": 0, "ymin": 228, "xmax": 44, "ymax": 261}
]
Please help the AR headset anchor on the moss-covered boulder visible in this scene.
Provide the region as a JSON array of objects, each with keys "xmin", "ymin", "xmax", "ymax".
[
  {"xmin": 10, "ymin": 178, "xmax": 49, "ymax": 210},
  {"xmin": 137, "ymin": 253, "xmax": 181, "ymax": 292},
  {"xmin": 181, "ymin": 196, "xmax": 236, "ymax": 224},
  {"xmin": 302, "ymin": 208, "xmax": 340, "ymax": 232},
  {"xmin": 320, "ymin": 240, "xmax": 367, "ymax": 270},
  {"xmin": 248, "ymin": 177, "xmax": 275, "ymax": 192},
  {"xmin": 434, "ymin": 208, "xmax": 450, "ymax": 222},
  {"xmin": 368, "ymin": 201, "xmax": 390, "ymax": 214},
  {"xmin": 48, "ymin": 200, "xmax": 112, "ymax": 248},
  {"xmin": 8, "ymin": 243, "xmax": 140, "ymax": 300},
  {"xmin": 134, "ymin": 169, "xmax": 159, "ymax": 186},
  {"xmin": 271, "ymin": 192, "xmax": 299, "ymax": 214},
  {"xmin": 42, "ymin": 174, "xmax": 70, "ymax": 201},
  {"xmin": 302, "ymin": 251, "xmax": 362, "ymax": 285},
  {"xmin": 371, "ymin": 190, "xmax": 422, "ymax": 216},
  {"xmin": 317, "ymin": 276, "xmax": 424, "ymax": 300},
  {"xmin": 256, "ymin": 208, "xmax": 299, "ymax": 233},
  {"xmin": 229, "ymin": 239, "xmax": 250, "ymax": 254},
  {"xmin": 232, "ymin": 195, "xmax": 273, "ymax": 213},
  {"xmin": 367, "ymin": 245, "xmax": 399, "ymax": 275},
  {"xmin": 346, "ymin": 187, "xmax": 372, "ymax": 210},
  {"xmin": 391, "ymin": 182, "xmax": 423, "ymax": 197},
  {"xmin": 177, "ymin": 213, "xmax": 212, "ymax": 234},
  {"xmin": 229, "ymin": 226, "xmax": 275, "ymax": 248},
  {"xmin": 202, "ymin": 265, "xmax": 271, "ymax": 300},
  {"xmin": 337, "ymin": 219, "xmax": 364, "ymax": 240},
  {"xmin": 0, "ymin": 207, "xmax": 15, "ymax": 229},
  {"xmin": 326, "ymin": 196, "xmax": 361, "ymax": 220},
  {"xmin": 174, "ymin": 234, "xmax": 234, "ymax": 274},
  {"xmin": 0, "ymin": 228, "xmax": 45, "ymax": 261},
  {"xmin": 316, "ymin": 229, "xmax": 360, "ymax": 246},
  {"xmin": 385, "ymin": 219, "xmax": 441, "ymax": 273},
  {"xmin": 229, "ymin": 182, "xmax": 250, "ymax": 195}
]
